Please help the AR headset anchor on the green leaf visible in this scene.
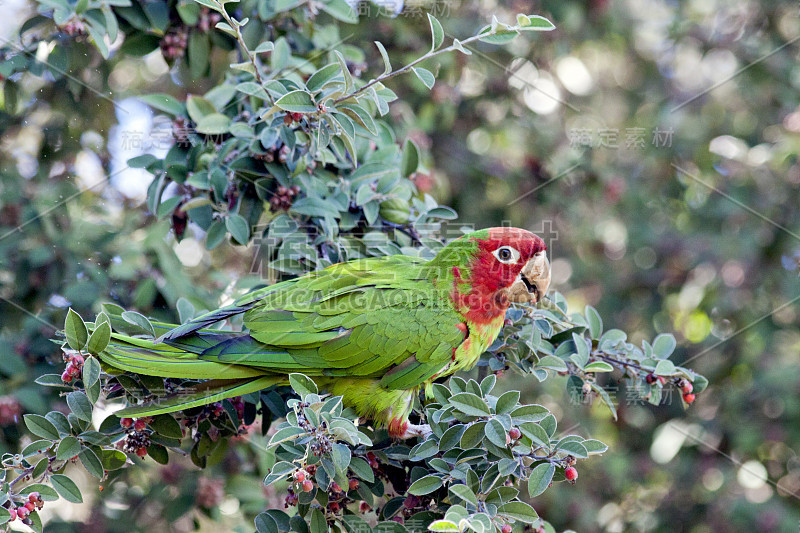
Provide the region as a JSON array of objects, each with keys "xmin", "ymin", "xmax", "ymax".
[
  {"xmin": 497, "ymin": 501, "xmax": 538, "ymax": 523},
  {"xmin": 558, "ymin": 440, "xmax": 588, "ymax": 458},
  {"xmin": 206, "ymin": 220, "xmax": 227, "ymax": 250},
  {"xmin": 65, "ymin": 308, "xmax": 88, "ymax": 350},
  {"xmin": 536, "ymin": 355, "xmax": 568, "ymax": 372},
  {"xmin": 348, "ymin": 456, "xmax": 374, "ymax": 483},
  {"xmin": 331, "ymin": 443, "xmax": 351, "ymax": 472},
  {"xmin": 35, "ymin": 374, "xmax": 70, "ymax": 388},
  {"xmin": 24, "ymin": 414, "xmax": 60, "ymax": 440},
  {"xmin": 653, "ymin": 334, "xmax": 677, "ymax": 359},
  {"xmin": 510, "ymin": 404, "xmax": 549, "ymax": 423},
  {"xmin": 79, "ymin": 448, "xmax": 105, "ymax": 479},
  {"xmin": 428, "ymin": 520, "xmax": 460, "ymax": 532},
  {"xmin": 374, "ymin": 41, "xmax": 391, "ymax": 76},
  {"xmin": 139, "ymin": 94, "xmax": 184, "ymax": 116},
  {"xmin": 319, "ymin": 0, "xmax": 357, "ymax": 23},
  {"xmin": 449, "ymin": 484, "xmax": 478, "ymax": 506},
  {"xmin": 254, "ymin": 41, "xmax": 274, "ymax": 53},
  {"xmin": 407, "ymin": 474, "xmax": 443, "ymax": 495},
  {"xmin": 263, "ymin": 461, "xmax": 297, "ymax": 487},
  {"xmin": 22, "ymin": 439, "xmax": 53, "ymax": 458},
  {"xmin": 19, "ymin": 484, "xmax": 59, "ymax": 501},
  {"xmin": 186, "ymin": 95, "xmax": 217, "ymax": 122},
  {"xmin": 51, "ymin": 474, "xmax": 83, "ymax": 503},
  {"xmin": 517, "ymin": 14, "xmax": 555, "ymax": 31},
  {"xmin": 654, "ymin": 360, "xmax": 677, "ymax": 376},
  {"xmin": 195, "ymin": 113, "xmax": 231, "ymax": 134},
  {"xmin": 527, "ymin": 462, "xmax": 555, "ymax": 497},
  {"xmin": 412, "ymin": 67, "xmax": 435, "ymax": 89},
  {"xmin": 226, "ymin": 214, "xmax": 250, "ymax": 244},
  {"xmin": 427, "ymin": 13, "xmax": 444, "ymax": 50},
  {"xmin": 306, "ymin": 63, "xmax": 342, "ymax": 93},
  {"xmin": 87, "ymin": 322, "xmax": 111, "ymax": 355},
  {"xmin": 583, "ymin": 439, "xmax": 609, "ymax": 454},
  {"xmin": 585, "ymin": 305, "xmax": 603, "ymax": 339},
  {"xmin": 0, "ymin": 508, "xmax": 9, "ymax": 526},
  {"xmin": 484, "ymin": 418, "xmax": 508, "ymax": 448},
  {"xmin": 56, "ymin": 435, "xmax": 81, "ymax": 460},
  {"xmin": 449, "ymin": 392, "xmax": 491, "ymax": 417},
  {"xmin": 400, "ymin": 138, "xmax": 419, "ymax": 178},
  {"xmin": 67, "ymin": 391, "xmax": 93, "ymax": 422},
  {"xmin": 128, "ymin": 154, "xmax": 158, "ymax": 169},
  {"xmin": 495, "ymin": 390, "xmax": 520, "ymax": 414},
  {"xmin": 584, "ymin": 361, "xmax": 614, "ymax": 373},
  {"xmin": 275, "ymin": 90, "xmax": 317, "ymax": 113},
  {"xmin": 288, "ymin": 373, "xmax": 318, "ymax": 396},
  {"xmin": 121, "ymin": 311, "xmax": 156, "ymax": 337}
]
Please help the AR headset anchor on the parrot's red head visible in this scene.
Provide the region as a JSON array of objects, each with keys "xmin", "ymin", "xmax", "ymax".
[{"xmin": 436, "ymin": 227, "xmax": 551, "ymax": 324}]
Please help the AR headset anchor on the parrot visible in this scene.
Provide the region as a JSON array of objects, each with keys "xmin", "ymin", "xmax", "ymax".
[{"xmin": 97, "ymin": 227, "xmax": 551, "ymax": 439}]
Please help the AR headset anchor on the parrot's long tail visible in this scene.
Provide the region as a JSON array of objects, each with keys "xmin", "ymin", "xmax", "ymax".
[{"xmin": 96, "ymin": 321, "xmax": 283, "ymax": 418}]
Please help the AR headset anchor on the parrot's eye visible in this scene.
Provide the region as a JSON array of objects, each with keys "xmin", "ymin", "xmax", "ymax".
[{"xmin": 493, "ymin": 246, "xmax": 520, "ymax": 264}]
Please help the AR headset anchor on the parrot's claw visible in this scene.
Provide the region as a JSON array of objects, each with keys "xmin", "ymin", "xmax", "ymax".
[{"xmin": 400, "ymin": 423, "xmax": 432, "ymax": 439}]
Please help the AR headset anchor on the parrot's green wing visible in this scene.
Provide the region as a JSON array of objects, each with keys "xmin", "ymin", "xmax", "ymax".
[{"xmin": 168, "ymin": 255, "xmax": 467, "ymax": 390}]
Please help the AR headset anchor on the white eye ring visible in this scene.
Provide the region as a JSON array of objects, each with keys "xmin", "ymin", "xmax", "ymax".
[{"xmin": 493, "ymin": 246, "xmax": 520, "ymax": 264}]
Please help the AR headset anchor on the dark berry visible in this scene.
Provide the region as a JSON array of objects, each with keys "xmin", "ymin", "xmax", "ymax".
[
  {"xmin": 359, "ymin": 502, "xmax": 370, "ymax": 513},
  {"xmin": 565, "ymin": 466, "xmax": 578, "ymax": 481},
  {"xmin": 645, "ymin": 373, "xmax": 657, "ymax": 384},
  {"xmin": 328, "ymin": 502, "xmax": 340, "ymax": 513}
]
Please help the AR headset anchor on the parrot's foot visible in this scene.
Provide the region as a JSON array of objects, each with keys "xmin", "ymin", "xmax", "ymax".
[{"xmin": 398, "ymin": 423, "xmax": 432, "ymax": 439}]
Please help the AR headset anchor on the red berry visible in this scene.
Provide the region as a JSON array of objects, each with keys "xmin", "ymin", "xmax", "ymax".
[
  {"xmin": 71, "ymin": 354, "xmax": 84, "ymax": 366},
  {"xmin": 657, "ymin": 376, "xmax": 667, "ymax": 385},
  {"xmin": 330, "ymin": 482, "xmax": 341, "ymax": 493},
  {"xmin": 302, "ymin": 480, "xmax": 314, "ymax": 492},
  {"xmin": 28, "ymin": 492, "xmax": 40, "ymax": 503},
  {"xmin": 306, "ymin": 464, "xmax": 317, "ymax": 475},
  {"xmin": 136, "ymin": 447, "xmax": 147, "ymax": 457},
  {"xmin": 349, "ymin": 478, "xmax": 359, "ymax": 491},
  {"xmin": 61, "ymin": 370, "xmax": 73, "ymax": 383},
  {"xmin": 293, "ymin": 470, "xmax": 306, "ymax": 482},
  {"xmin": 645, "ymin": 373, "xmax": 657, "ymax": 384},
  {"xmin": 501, "ymin": 525, "xmax": 513, "ymax": 533},
  {"xmin": 328, "ymin": 502, "xmax": 340, "ymax": 513},
  {"xmin": 359, "ymin": 502, "xmax": 370, "ymax": 513},
  {"xmin": 133, "ymin": 419, "xmax": 146, "ymax": 432},
  {"xmin": 24, "ymin": 502, "xmax": 35, "ymax": 512},
  {"xmin": 683, "ymin": 393, "xmax": 696, "ymax": 404},
  {"xmin": 16, "ymin": 507, "xmax": 29, "ymax": 520},
  {"xmin": 67, "ymin": 363, "xmax": 81, "ymax": 376},
  {"xmin": 682, "ymin": 382, "xmax": 693, "ymax": 394},
  {"xmin": 565, "ymin": 466, "xmax": 578, "ymax": 481},
  {"xmin": 120, "ymin": 418, "xmax": 133, "ymax": 428},
  {"xmin": 8, "ymin": 508, "xmax": 16, "ymax": 521},
  {"xmin": 509, "ymin": 427, "xmax": 521, "ymax": 440}
]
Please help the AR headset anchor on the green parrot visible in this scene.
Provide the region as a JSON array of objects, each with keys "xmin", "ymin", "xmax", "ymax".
[{"xmin": 98, "ymin": 227, "xmax": 550, "ymax": 438}]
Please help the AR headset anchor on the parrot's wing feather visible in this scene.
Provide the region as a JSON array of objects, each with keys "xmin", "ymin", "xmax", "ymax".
[
  {"xmin": 114, "ymin": 376, "xmax": 282, "ymax": 417},
  {"xmin": 211, "ymin": 255, "xmax": 467, "ymax": 388}
]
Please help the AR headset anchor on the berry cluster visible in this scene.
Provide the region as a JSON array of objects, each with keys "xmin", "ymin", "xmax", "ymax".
[
  {"xmin": 58, "ymin": 19, "xmax": 86, "ymax": 36},
  {"xmin": 120, "ymin": 417, "xmax": 152, "ymax": 457},
  {"xmin": 269, "ymin": 185, "xmax": 300, "ymax": 212},
  {"xmin": 0, "ymin": 395, "xmax": 21, "ymax": 426},
  {"xmin": 283, "ymin": 112, "xmax": 304, "ymax": 126},
  {"xmin": 61, "ymin": 353, "xmax": 84, "ymax": 383},
  {"xmin": 195, "ymin": 477, "xmax": 225, "ymax": 508},
  {"xmin": 679, "ymin": 378, "xmax": 695, "ymax": 404},
  {"xmin": 160, "ymin": 27, "xmax": 189, "ymax": 60},
  {"xmin": 5, "ymin": 492, "xmax": 44, "ymax": 526},
  {"xmin": 195, "ymin": 8, "xmax": 222, "ymax": 33}
]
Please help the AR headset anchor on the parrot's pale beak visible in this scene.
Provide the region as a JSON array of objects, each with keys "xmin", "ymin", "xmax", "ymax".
[{"xmin": 508, "ymin": 251, "xmax": 551, "ymax": 304}]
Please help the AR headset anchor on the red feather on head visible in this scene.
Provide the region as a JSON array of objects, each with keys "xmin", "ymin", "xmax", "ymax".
[{"xmin": 452, "ymin": 228, "xmax": 548, "ymax": 324}]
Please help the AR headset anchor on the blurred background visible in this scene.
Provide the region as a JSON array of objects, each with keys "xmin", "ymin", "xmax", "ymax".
[{"xmin": 1, "ymin": 0, "xmax": 799, "ymax": 531}]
